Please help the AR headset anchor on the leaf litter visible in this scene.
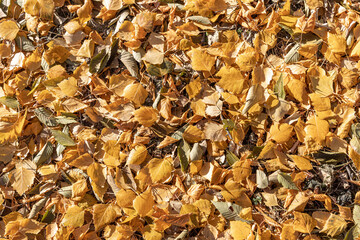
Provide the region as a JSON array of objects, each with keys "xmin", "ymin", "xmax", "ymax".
[{"xmin": 0, "ymin": 0, "xmax": 360, "ymax": 239}]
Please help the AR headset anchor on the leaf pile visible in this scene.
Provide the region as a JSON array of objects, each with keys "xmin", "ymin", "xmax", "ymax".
[{"xmin": 0, "ymin": 0, "xmax": 360, "ymax": 239}]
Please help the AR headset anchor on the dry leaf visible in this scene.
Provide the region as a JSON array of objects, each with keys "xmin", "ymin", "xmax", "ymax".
[
  {"xmin": 134, "ymin": 107, "xmax": 159, "ymax": 127},
  {"xmin": 0, "ymin": 21, "xmax": 20, "ymax": 41}
]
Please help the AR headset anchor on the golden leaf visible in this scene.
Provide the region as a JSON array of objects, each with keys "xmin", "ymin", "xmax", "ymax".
[
  {"xmin": 186, "ymin": 78, "xmax": 202, "ymax": 99},
  {"xmin": 188, "ymin": 48, "xmax": 216, "ymax": 72},
  {"xmin": 5, "ymin": 219, "xmax": 45, "ymax": 237},
  {"xmin": 269, "ymin": 123, "xmax": 294, "ymax": 144},
  {"xmin": 116, "ymin": 189, "xmax": 137, "ymax": 208},
  {"xmin": 102, "ymin": 0, "xmax": 123, "ymax": 10},
  {"xmin": 0, "ymin": 111, "xmax": 27, "ymax": 144},
  {"xmin": 87, "ymin": 162, "xmax": 108, "ymax": 201},
  {"xmin": 0, "ymin": 21, "xmax": 19, "ymax": 41},
  {"xmin": 127, "ymin": 144, "xmax": 148, "ymax": 165},
  {"xmin": 93, "ymin": 203, "xmax": 122, "ymax": 231},
  {"xmin": 58, "ymin": 77, "xmax": 78, "ymax": 97},
  {"xmin": 320, "ymin": 214, "xmax": 347, "ymax": 237},
  {"xmin": 147, "ymin": 157, "xmax": 173, "ymax": 183},
  {"xmin": 123, "ymin": 83, "xmax": 148, "ymax": 107},
  {"xmin": 327, "ymin": 33, "xmax": 346, "ymax": 54},
  {"xmin": 307, "ymin": 66, "xmax": 334, "ymax": 96},
  {"xmin": 289, "ymin": 155, "xmax": 313, "ymax": 171},
  {"xmin": 10, "ymin": 160, "xmax": 36, "ymax": 195},
  {"xmin": 235, "ymin": 49, "xmax": 257, "ymax": 72},
  {"xmin": 158, "ymin": 136, "xmax": 179, "ymax": 149},
  {"xmin": 134, "ymin": 107, "xmax": 159, "ymax": 127},
  {"xmin": 61, "ymin": 205, "xmax": 85, "ymax": 228},
  {"xmin": 293, "ymin": 211, "xmax": 316, "ymax": 233},
  {"xmin": 304, "ymin": 115, "xmax": 329, "ymax": 150},
  {"xmin": 216, "ymin": 66, "xmax": 247, "ymax": 94},
  {"xmin": 230, "ymin": 221, "xmax": 252, "ymax": 240},
  {"xmin": 183, "ymin": 125, "xmax": 205, "ymax": 143},
  {"xmin": 133, "ymin": 188, "xmax": 155, "ymax": 217}
]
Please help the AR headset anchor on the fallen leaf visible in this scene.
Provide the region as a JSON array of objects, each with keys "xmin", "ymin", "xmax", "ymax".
[{"xmin": 0, "ymin": 20, "xmax": 20, "ymax": 41}]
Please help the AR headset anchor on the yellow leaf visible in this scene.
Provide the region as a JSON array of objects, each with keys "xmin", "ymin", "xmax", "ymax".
[
  {"xmin": 123, "ymin": 82, "xmax": 148, "ymax": 107},
  {"xmin": 43, "ymin": 41, "xmax": 70, "ymax": 65},
  {"xmin": 127, "ymin": 144, "xmax": 148, "ymax": 165},
  {"xmin": 188, "ymin": 48, "xmax": 215, "ymax": 72},
  {"xmin": 10, "ymin": 160, "xmax": 36, "ymax": 195},
  {"xmin": 230, "ymin": 221, "xmax": 252, "ymax": 240},
  {"xmin": 307, "ymin": 66, "xmax": 334, "ymax": 97},
  {"xmin": 186, "ymin": 78, "xmax": 202, "ymax": 99},
  {"xmin": 320, "ymin": 214, "xmax": 347, "ymax": 237},
  {"xmin": 269, "ymin": 123, "xmax": 294, "ymax": 144},
  {"xmin": 293, "ymin": 211, "xmax": 317, "ymax": 233},
  {"xmin": 183, "ymin": 125, "xmax": 205, "ymax": 143},
  {"xmin": 116, "ymin": 189, "xmax": 137, "ymax": 208},
  {"xmin": 58, "ymin": 77, "xmax": 78, "ymax": 97},
  {"xmin": 77, "ymin": 39, "xmax": 94, "ymax": 58},
  {"xmin": 0, "ymin": 21, "xmax": 19, "ymax": 41},
  {"xmin": 24, "ymin": 48, "xmax": 42, "ymax": 72},
  {"xmin": 147, "ymin": 157, "xmax": 173, "ymax": 183},
  {"xmin": 350, "ymin": 39, "xmax": 360, "ymax": 57},
  {"xmin": 87, "ymin": 162, "xmax": 108, "ymax": 201},
  {"xmin": 158, "ymin": 136, "xmax": 179, "ymax": 149},
  {"xmin": 309, "ymin": 93, "xmax": 331, "ymax": 112},
  {"xmin": 5, "ymin": 219, "xmax": 45, "ymax": 236},
  {"xmin": 180, "ymin": 204, "xmax": 200, "ymax": 227},
  {"xmin": 133, "ymin": 188, "xmax": 155, "ymax": 217},
  {"xmin": 216, "ymin": 66, "xmax": 247, "ymax": 94},
  {"xmin": 0, "ymin": 111, "xmax": 27, "ymax": 144},
  {"xmin": 285, "ymin": 77, "xmax": 308, "ymax": 104},
  {"xmin": 93, "ymin": 203, "xmax": 122, "ymax": 231},
  {"xmin": 134, "ymin": 107, "xmax": 159, "ymax": 127},
  {"xmin": 232, "ymin": 159, "xmax": 252, "ymax": 183},
  {"xmin": 64, "ymin": 19, "xmax": 82, "ymax": 34},
  {"xmin": 305, "ymin": 0, "xmax": 323, "ymax": 9},
  {"xmin": 298, "ymin": 42, "xmax": 319, "ymax": 58},
  {"xmin": 289, "ymin": 155, "xmax": 313, "ymax": 171},
  {"xmin": 304, "ymin": 115, "xmax": 329, "ymax": 150},
  {"xmin": 61, "ymin": 205, "xmax": 84, "ymax": 228},
  {"xmin": 349, "ymin": 147, "xmax": 360, "ymax": 171},
  {"xmin": 235, "ymin": 49, "xmax": 257, "ymax": 72},
  {"xmin": 62, "ymin": 98, "xmax": 88, "ymax": 113},
  {"xmin": 72, "ymin": 180, "xmax": 88, "ymax": 201},
  {"xmin": 143, "ymin": 225, "xmax": 163, "ymax": 240},
  {"xmin": 327, "ymin": 33, "xmax": 346, "ymax": 54},
  {"xmin": 183, "ymin": 0, "xmax": 227, "ymax": 17},
  {"xmin": 24, "ymin": 0, "xmax": 54, "ymax": 19},
  {"xmin": 77, "ymin": 0, "xmax": 93, "ymax": 24},
  {"xmin": 281, "ymin": 220, "xmax": 299, "ymax": 240}
]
